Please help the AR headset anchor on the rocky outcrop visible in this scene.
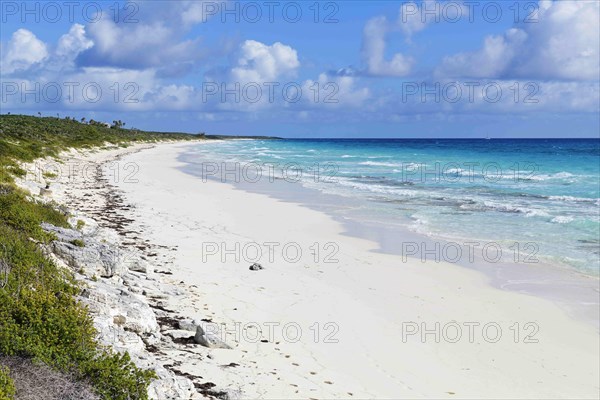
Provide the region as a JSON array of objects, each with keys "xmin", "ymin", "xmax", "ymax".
[
  {"xmin": 40, "ymin": 221, "xmax": 227, "ymax": 399},
  {"xmin": 19, "ymin": 146, "xmax": 241, "ymax": 400},
  {"xmin": 42, "ymin": 222, "xmax": 128, "ymax": 278},
  {"xmin": 194, "ymin": 324, "xmax": 232, "ymax": 350}
]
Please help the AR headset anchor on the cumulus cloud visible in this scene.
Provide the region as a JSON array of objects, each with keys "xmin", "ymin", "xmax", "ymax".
[
  {"xmin": 76, "ymin": 1, "xmax": 224, "ymax": 73},
  {"xmin": 436, "ymin": 0, "xmax": 600, "ymax": 80},
  {"xmin": 128, "ymin": 0, "xmax": 219, "ymax": 28},
  {"xmin": 370, "ymin": 79, "xmax": 599, "ymax": 117},
  {"xmin": 55, "ymin": 24, "xmax": 94, "ymax": 68},
  {"xmin": 78, "ymin": 17, "xmax": 202, "ymax": 71},
  {"xmin": 397, "ymin": 0, "xmax": 468, "ymax": 38},
  {"xmin": 1, "ymin": 29, "xmax": 48, "ymax": 74},
  {"xmin": 359, "ymin": 1, "xmax": 469, "ymax": 77},
  {"xmin": 361, "ymin": 16, "xmax": 414, "ymax": 77},
  {"xmin": 302, "ymin": 74, "xmax": 370, "ymax": 108},
  {"xmin": 230, "ymin": 40, "xmax": 300, "ymax": 83},
  {"xmin": 1, "ymin": 24, "xmax": 92, "ymax": 75}
]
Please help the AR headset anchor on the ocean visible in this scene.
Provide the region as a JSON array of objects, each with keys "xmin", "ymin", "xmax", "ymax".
[{"xmin": 179, "ymin": 138, "xmax": 600, "ymax": 276}]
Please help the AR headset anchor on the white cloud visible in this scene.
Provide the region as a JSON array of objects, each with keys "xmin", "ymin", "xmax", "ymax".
[
  {"xmin": 81, "ymin": 17, "xmax": 202, "ymax": 70},
  {"xmin": 302, "ymin": 74, "xmax": 370, "ymax": 108},
  {"xmin": 436, "ymin": 0, "xmax": 599, "ymax": 80},
  {"xmin": 372, "ymin": 79, "xmax": 599, "ymax": 115},
  {"xmin": 437, "ymin": 28, "xmax": 527, "ymax": 78},
  {"xmin": 359, "ymin": 1, "xmax": 469, "ymax": 77},
  {"xmin": 1, "ymin": 29, "xmax": 48, "ymax": 74},
  {"xmin": 129, "ymin": 0, "xmax": 220, "ymax": 28},
  {"xmin": 55, "ymin": 24, "xmax": 94, "ymax": 67},
  {"xmin": 230, "ymin": 40, "xmax": 300, "ymax": 83},
  {"xmin": 76, "ymin": 1, "xmax": 225, "ymax": 72},
  {"xmin": 397, "ymin": 1, "xmax": 469, "ymax": 38},
  {"xmin": 362, "ymin": 16, "xmax": 414, "ymax": 77}
]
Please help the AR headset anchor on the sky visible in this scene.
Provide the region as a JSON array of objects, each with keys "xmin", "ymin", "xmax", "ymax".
[{"xmin": 0, "ymin": 0, "xmax": 599, "ymax": 138}]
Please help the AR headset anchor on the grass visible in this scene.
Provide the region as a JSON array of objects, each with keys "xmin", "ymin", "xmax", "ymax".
[
  {"xmin": 70, "ymin": 239, "xmax": 85, "ymax": 247},
  {"xmin": 0, "ymin": 357, "xmax": 99, "ymax": 400},
  {"xmin": 0, "ymin": 114, "xmax": 204, "ymax": 399}
]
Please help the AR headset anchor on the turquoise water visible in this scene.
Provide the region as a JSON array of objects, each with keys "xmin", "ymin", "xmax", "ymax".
[{"xmin": 181, "ymin": 139, "xmax": 600, "ymax": 275}]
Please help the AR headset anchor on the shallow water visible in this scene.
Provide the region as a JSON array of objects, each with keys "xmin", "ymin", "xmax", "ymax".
[{"xmin": 180, "ymin": 138, "xmax": 600, "ymax": 276}]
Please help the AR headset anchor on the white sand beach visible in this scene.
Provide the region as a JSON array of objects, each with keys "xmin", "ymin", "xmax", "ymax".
[
  {"xmin": 18, "ymin": 140, "xmax": 599, "ymax": 399},
  {"xmin": 103, "ymin": 141, "xmax": 599, "ymax": 399}
]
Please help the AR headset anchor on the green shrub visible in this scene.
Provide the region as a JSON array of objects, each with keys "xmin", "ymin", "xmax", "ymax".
[
  {"xmin": 0, "ymin": 365, "xmax": 15, "ymax": 399},
  {"xmin": 81, "ymin": 352, "xmax": 156, "ymax": 400},
  {"xmin": 76, "ymin": 220, "xmax": 86, "ymax": 230},
  {"xmin": 0, "ymin": 185, "xmax": 69, "ymax": 241},
  {"xmin": 0, "ymin": 220, "xmax": 156, "ymax": 399},
  {"xmin": 70, "ymin": 239, "xmax": 85, "ymax": 247},
  {"xmin": 0, "ymin": 114, "xmax": 192, "ymax": 399}
]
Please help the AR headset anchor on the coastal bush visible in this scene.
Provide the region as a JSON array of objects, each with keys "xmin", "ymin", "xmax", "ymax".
[
  {"xmin": 0, "ymin": 365, "xmax": 15, "ymax": 399},
  {"xmin": 0, "ymin": 221, "xmax": 156, "ymax": 399},
  {"xmin": 0, "ymin": 114, "xmax": 191, "ymax": 398},
  {"xmin": 0, "ymin": 185, "xmax": 69, "ymax": 241}
]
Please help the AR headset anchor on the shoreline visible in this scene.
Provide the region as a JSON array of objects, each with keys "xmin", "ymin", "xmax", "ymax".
[
  {"xmin": 116, "ymin": 141, "xmax": 597, "ymax": 399},
  {"xmin": 177, "ymin": 141, "xmax": 600, "ymax": 329},
  {"xmin": 17, "ymin": 141, "xmax": 600, "ymax": 399}
]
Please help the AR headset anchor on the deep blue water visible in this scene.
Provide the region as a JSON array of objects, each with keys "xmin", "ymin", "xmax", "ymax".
[{"xmin": 182, "ymin": 139, "xmax": 600, "ymax": 274}]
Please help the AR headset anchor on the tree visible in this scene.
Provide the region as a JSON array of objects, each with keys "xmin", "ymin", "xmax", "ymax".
[{"xmin": 111, "ymin": 120, "xmax": 126, "ymax": 129}]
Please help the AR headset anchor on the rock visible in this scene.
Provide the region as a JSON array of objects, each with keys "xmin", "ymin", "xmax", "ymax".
[
  {"xmin": 164, "ymin": 330, "xmax": 195, "ymax": 340},
  {"xmin": 41, "ymin": 222, "xmax": 128, "ymax": 278},
  {"xmin": 194, "ymin": 325, "xmax": 232, "ymax": 349},
  {"xmin": 95, "ymin": 322, "xmax": 145, "ymax": 354},
  {"xmin": 146, "ymin": 364, "xmax": 196, "ymax": 400},
  {"xmin": 41, "ymin": 222, "xmax": 81, "ymax": 242},
  {"xmin": 141, "ymin": 332, "xmax": 162, "ymax": 347},
  {"xmin": 127, "ymin": 257, "xmax": 153, "ymax": 274},
  {"xmin": 178, "ymin": 319, "xmax": 199, "ymax": 332},
  {"xmin": 26, "ymin": 161, "xmax": 205, "ymax": 400},
  {"xmin": 249, "ymin": 263, "xmax": 263, "ymax": 271},
  {"xmin": 80, "ymin": 281, "xmax": 159, "ymax": 335}
]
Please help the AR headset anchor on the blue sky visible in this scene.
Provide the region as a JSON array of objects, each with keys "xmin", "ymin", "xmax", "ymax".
[{"xmin": 1, "ymin": 0, "xmax": 599, "ymax": 137}]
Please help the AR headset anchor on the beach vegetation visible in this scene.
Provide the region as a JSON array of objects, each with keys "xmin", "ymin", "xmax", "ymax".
[
  {"xmin": 0, "ymin": 365, "xmax": 16, "ymax": 399},
  {"xmin": 70, "ymin": 239, "xmax": 85, "ymax": 247},
  {"xmin": 0, "ymin": 114, "xmax": 203, "ymax": 398}
]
